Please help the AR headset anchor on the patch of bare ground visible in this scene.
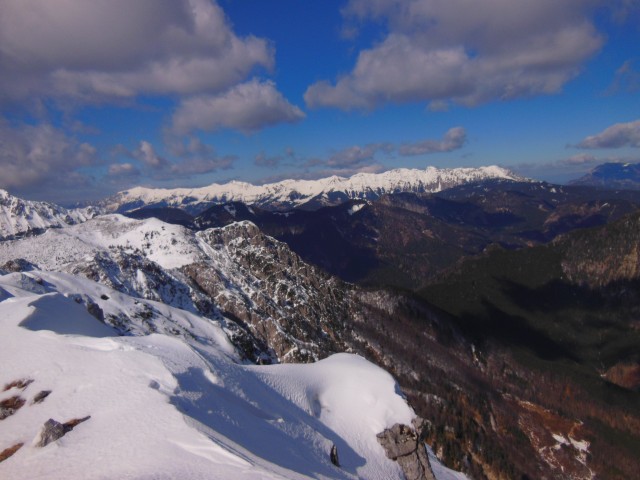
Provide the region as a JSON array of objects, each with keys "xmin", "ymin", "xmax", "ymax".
[
  {"xmin": 604, "ymin": 362, "xmax": 640, "ymax": 391},
  {"xmin": 0, "ymin": 443, "xmax": 23, "ymax": 463},
  {"xmin": 513, "ymin": 398, "xmax": 594, "ymax": 479},
  {"xmin": 3, "ymin": 379, "xmax": 33, "ymax": 392},
  {"xmin": 0, "ymin": 396, "xmax": 26, "ymax": 420}
]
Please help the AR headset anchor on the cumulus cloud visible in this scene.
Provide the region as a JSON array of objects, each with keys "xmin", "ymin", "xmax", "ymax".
[
  {"xmin": 327, "ymin": 143, "xmax": 393, "ymax": 168},
  {"xmin": 260, "ymin": 127, "xmax": 466, "ymax": 176},
  {"xmin": 172, "ymin": 79, "xmax": 305, "ymax": 134},
  {"xmin": 0, "ymin": 0, "xmax": 273, "ymax": 102},
  {"xmin": 399, "ymin": 127, "xmax": 466, "ymax": 156},
  {"xmin": 306, "ymin": 0, "xmax": 606, "ymax": 109},
  {"xmin": 0, "ymin": 119, "xmax": 98, "ymax": 193},
  {"xmin": 133, "ymin": 141, "xmax": 170, "ymax": 169},
  {"xmin": 108, "ymin": 163, "xmax": 140, "ymax": 177},
  {"xmin": 565, "ymin": 153, "xmax": 598, "ymax": 165},
  {"xmin": 577, "ymin": 119, "xmax": 640, "ymax": 149},
  {"xmin": 167, "ymin": 136, "xmax": 236, "ymax": 176}
]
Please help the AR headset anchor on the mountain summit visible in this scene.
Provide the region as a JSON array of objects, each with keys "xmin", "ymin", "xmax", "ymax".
[
  {"xmin": 570, "ymin": 162, "xmax": 640, "ymax": 190},
  {"xmin": 0, "ymin": 189, "xmax": 100, "ymax": 240},
  {"xmin": 102, "ymin": 166, "xmax": 524, "ymax": 214}
]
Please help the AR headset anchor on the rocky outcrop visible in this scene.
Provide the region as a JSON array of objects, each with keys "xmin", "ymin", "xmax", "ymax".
[
  {"xmin": 35, "ymin": 416, "xmax": 91, "ymax": 448},
  {"xmin": 0, "ymin": 443, "xmax": 23, "ymax": 463},
  {"xmin": 0, "ymin": 396, "xmax": 25, "ymax": 421},
  {"xmin": 35, "ymin": 419, "xmax": 65, "ymax": 447},
  {"xmin": 185, "ymin": 221, "xmax": 353, "ymax": 363},
  {"xmin": 376, "ymin": 418, "xmax": 436, "ymax": 480}
]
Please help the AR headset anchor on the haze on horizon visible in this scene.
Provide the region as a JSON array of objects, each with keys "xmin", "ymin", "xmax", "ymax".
[{"xmin": 0, "ymin": 0, "xmax": 639, "ymax": 205}]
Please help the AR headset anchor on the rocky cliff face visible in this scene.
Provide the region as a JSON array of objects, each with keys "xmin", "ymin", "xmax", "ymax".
[
  {"xmin": 185, "ymin": 221, "xmax": 353, "ymax": 362},
  {"xmin": 0, "ymin": 215, "xmax": 354, "ymax": 364}
]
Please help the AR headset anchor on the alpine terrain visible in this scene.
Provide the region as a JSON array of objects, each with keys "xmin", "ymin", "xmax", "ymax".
[{"xmin": 2, "ymin": 164, "xmax": 640, "ymax": 480}]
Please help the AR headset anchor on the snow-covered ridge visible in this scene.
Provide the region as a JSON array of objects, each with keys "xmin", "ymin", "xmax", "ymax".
[
  {"xmin": 0, "ymin": 189, "xmax": 100, "ymax": 240},
  {"xmin": 0, "ymin": 215, "xmax": 351, "ymax": 362},
  {"xmin": 103, "ymin": 165, "xmax": 524, "ymax": 213},
  {"xmin": 0, "ymin": 270, "xmax": 412, "ymax": 479}
]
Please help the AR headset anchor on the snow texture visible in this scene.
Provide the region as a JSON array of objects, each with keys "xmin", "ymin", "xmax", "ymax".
[
  {"xmin": 0, "ymin": 189, "xmax": 99, "ymax": 240},
  {"xmin": 0, "ymin": 270, "xmax": 467, "ymax": 479}
]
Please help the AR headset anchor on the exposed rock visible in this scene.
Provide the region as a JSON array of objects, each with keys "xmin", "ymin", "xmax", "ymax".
[
  {"xmin": 35, "ymin": 419, "xmax": 65, "ymax": 447},
  {"xmin": 32, "ymin": 390, "xmax": 52, "ymax": 405},
  {"xmin": 330, "ymin": 444, "xmax": 340, "ymax": 467},
  {"xmin": 0, "ymin": 396, "xmax": 26, "ymax": 420},
  {"xmin": 0, "ymin": 443, "xmax": 23, "ymax": 463},
  {"xmin": 35, "ymin": 416, "xmax": 91, "ymax": 447},
  {"xmin": 0, "ymin": 258, "xmax": 37, "ymax": 272},
  {"xmin": 63, "ymin": 415, "xmax": 91, "ymax": 432},
  {"xmin": 184, "ymin": 221, "xmax": 353, "ymax": 363},
  {"xmin": 603, "ymin": 362, "xmax": 640, "ymax": 391},
  {"xmin": 376, "ymin": 419, "xmax": 436, "ymax": 480},
  {"xmin": 3, "ymin": 378, "xmax": 33, "ymax": 391},
  {"xmin": 86, "ymin": 299, "xmax": 105, "ymax": 323}
]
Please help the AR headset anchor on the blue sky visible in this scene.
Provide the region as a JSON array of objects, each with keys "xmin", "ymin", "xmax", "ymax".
[{"xmin": 0, "ymin": 0, "xmax": 639, "ymax": 204}]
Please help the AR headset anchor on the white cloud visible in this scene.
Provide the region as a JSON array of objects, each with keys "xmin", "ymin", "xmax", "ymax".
[
  {"xmin": 565, "ymin": 153, "xmax": 598, "ymax": 165},
  {"xmin": 166, "ymin": 136, "xmax": 236, "ymax": 176},
  {"xmin": 306, "ymin": 0, "xmax": 605, "ymax": 109},
  {"xmin": 577, "ymin": 119, "xmax": 640, "ymax": 149},
  {"xmin": 0, "ymin": 0, "xmax": 273, "ymax": 102},
  {"xmin": 172, "ymin": 80, "xmax": 305, "ymax": 134},
  {"xmin": 134, "ymin": 141, "xmax": 169, "ymax": 169},
  {"xmin": 0, "ymin": 120, "xmax": 98, "ymax": 192},
  {"xmin": 399, "ymin": 127, "xmax": 467, "ymax": 156},
  {"xmin": 108, "ymin": 163, "xmax": 140, "ymax": 177},
  {"xmin": 327, "ymin": 143, "xmax": 393, "ymax": 168}
]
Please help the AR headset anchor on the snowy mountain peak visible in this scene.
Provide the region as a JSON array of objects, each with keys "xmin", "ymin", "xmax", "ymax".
[
  {"xmin": 0, "ymin": 190, "xmax": 102, "ymax": 240},
  {"xmin": 102, "ymin": 165, "xmax": 525, "ymax": 214}
]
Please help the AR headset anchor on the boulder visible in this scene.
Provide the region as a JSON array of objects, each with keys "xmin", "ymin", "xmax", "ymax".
[{"xmin": 376, "ymin": 418, "xmax": 436, "ymax": 480}]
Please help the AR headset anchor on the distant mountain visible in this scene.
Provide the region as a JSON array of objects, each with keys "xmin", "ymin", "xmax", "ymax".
[
  {"xmin": 0, "ymin": 189, "xmax": 101, "ymax": 240},
  {"xmin": 101, "ymin": 165, "xmax": 524, "ymax": 214},
  {"xmin": 570, "ymin": 162, "xmax": 640, "ymax": 190},
  {"xmin": 192, "ymin": 180, "xmax": 640, "ymax": 289},
  {"xmin": 124, "ymin": 206, "xmax": 195, "ymax": 228}
]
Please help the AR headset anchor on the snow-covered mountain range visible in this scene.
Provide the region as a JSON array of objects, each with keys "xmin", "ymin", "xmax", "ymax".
[
  {"xmin": 0, "ymin": 214, "xmax": 354, "ymax": 364},
  {"xmin": 103, "ymin": 166, "xmax": 523, "ymax": 213},
  {"xmin": 0, "ymin": 215, "xmax": 466, "ymax": 479},
  {"xmin": 0, "ymin": 189, "xmax": 100, "ymax": 240}
]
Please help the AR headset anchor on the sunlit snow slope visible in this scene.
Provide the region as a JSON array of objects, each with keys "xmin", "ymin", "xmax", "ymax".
[{"xmin": 0, "ymin": 270, "xmax": 430, "ymax": 479}]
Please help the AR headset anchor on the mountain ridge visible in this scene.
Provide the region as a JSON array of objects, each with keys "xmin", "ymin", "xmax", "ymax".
[
  {"xmin": 102, "ymin": 165, "xmax": 524, "ymax": 213},
  {"xmin": 0, "ymin": 189, "xmax": 101, "ymax": 240}
]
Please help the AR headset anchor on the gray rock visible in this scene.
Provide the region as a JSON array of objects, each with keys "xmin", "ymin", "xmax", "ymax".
[
  {"xmin": 330, "ymin": 443, "xmax": 340, "ymax": 467},
  {"xmin": 36, "ymin": 419, "xmax": 65, "ymax": 447},
  {"xmin": 377, "ymin": 419, "xmax": 436, "ymax": 480},
  {"xmin": 32, "ymin": 390, "xmax": 51, "ymax": 405}
]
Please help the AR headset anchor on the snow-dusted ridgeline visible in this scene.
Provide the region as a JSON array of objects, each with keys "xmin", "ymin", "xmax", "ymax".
[
  {"xmin": 0, "ymin": 189, "xmax": 100, "ymax": 240},
  {"xmin": 0, "ymin": 270, "xmax": 467, "ymax": 479},
  {"xmin": 0, "ymin": 214, "xmax": 350, "ymax": 363},
  {"xmin": 104, "ymin": 166, "xmax": 524, "ymax": 213}
]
